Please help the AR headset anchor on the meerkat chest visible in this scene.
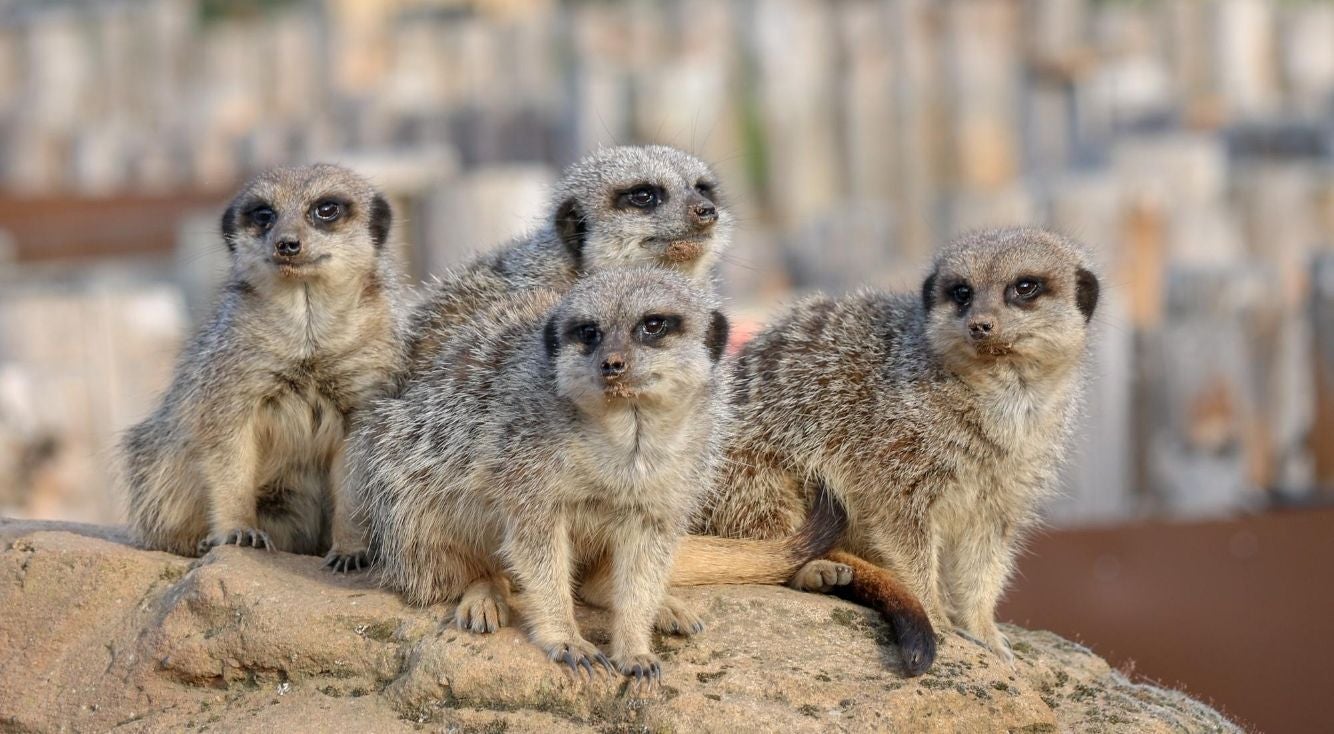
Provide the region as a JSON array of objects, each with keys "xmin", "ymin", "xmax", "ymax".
[
  {"xmin": 254, "ymin": 371, "xmax": 347, "ymax": 471},
  {"xmin": 571, "ymin": 405, "xmax": 707, "ymax": 507},
  {"xmin": 940, "ymin": 385, "xmax": 1072, "ymax": 518}
]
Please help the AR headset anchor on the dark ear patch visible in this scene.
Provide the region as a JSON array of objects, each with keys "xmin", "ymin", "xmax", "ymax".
[
  {"xmin": 1075, "ymin": 267, "xmax": 1100, "ymax": 322},
  {"xmin": 368, "ymin": 193, "xmax": 392, "ymax": 249},
  {"xmin": 220, "ymin": 204, "xmax": 238, "ymax": 252},
  {"xmin": 921, "ymin": 272, "xmax": 937, "ymax": 311},
  {"xmin": 543, "ymin": 316, "xmax": 560, "ymax": 360},
  {"xmin": 554, "ymin": 198, "xmax": 587, "ymax": 270},
  {"xmin": 706, "ymin": 310, "xmax": 730, "ymax": 363}
]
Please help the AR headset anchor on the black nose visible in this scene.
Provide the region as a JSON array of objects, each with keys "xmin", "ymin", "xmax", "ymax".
[
  {"xmin": 275, "ymin": 238, "xmax": 301, "ymax": 256},
  {"xmin": 600, "ymin": 355, "xmax": 626, "ymax": 379},
  {"xmin": 692, "ymin": 201, "xmax": 717, "ymax": 224},
  {"xmin": 968, "ymin": 320, "xmax": 993, "ymax": 339}
]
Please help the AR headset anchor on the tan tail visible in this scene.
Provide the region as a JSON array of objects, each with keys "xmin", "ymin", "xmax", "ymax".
[
  {"xmin": 827, "ymin": 551, "xmax": 937, "ymax": 676},
  {"xmin": 669, "ymin": 480, "xmax": 847, "ymax": 587}
]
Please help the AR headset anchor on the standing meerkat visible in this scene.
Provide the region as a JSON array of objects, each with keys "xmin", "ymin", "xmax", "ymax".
[
  {"xmin": 405, "ymin": 144, "xmax": 731, "ymax": 372},
  {"xmin": 354, "ymin": 268, "xmax": 772, "ymax": 682},
  {"xmin": 700, "ymin": 227, "xmax": 1100, "ymax": 671},
  {"xmin": 120, "ymin": 164, "xmax": 407, "ymax": 559}
]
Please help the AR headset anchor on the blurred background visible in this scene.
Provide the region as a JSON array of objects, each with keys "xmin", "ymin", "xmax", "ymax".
[{"xmin": 0, "ymin": 0, "xmax": 1330, "ymax": 729}]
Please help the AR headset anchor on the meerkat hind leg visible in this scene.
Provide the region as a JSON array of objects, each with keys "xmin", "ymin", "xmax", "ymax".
[
  {"xmin": 580, "ymin": 558, "xmax": 704, "ymax": 636},
  {"xmin": 788, "ymin": 558, "xmax": 853, "ymax": 593}
]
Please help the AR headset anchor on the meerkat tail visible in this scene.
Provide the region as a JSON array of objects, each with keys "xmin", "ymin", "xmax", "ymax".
[
  {"xmin": 825, "ymin": 551, "xmax": 937, "ymax": 677},
  {"xmin": 669, "ymin": 481, "xmax": 847, "ymax": 587}
]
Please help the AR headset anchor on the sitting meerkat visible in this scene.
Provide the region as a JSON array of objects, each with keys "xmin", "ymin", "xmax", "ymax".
[
  {"xmin": 324, "ymin": 144, "xmax": 734, "ymax": 571},
  {"xmin": 700, "ymin": 227, "xmax": 1100, "ymax": 672},
  {"xmin": 120, "ymin": 164, "xmax": 407, "ymax": 558},
  {"xmin": 354, "ymin": 267, "xmax": 762, "ymax": 683}
]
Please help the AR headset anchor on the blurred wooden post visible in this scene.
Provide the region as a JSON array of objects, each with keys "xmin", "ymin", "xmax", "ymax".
[{"xmin": 1311, "ymin": 254, "xmax": 1334, "ymax": 496}]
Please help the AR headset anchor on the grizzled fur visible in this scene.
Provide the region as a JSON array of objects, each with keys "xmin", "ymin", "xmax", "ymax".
[
  {"xmin": 120, "ymin": 164, "xmax": 409, "ymax": 559},
  {"xmin": 700, "ymin": 227, "xmax": 1100, "ymax": 667},
  {"xmin": 354, "ymin": 268, "xmax": 731, "ymax": 683},
  {"xmin": 406, "ymin": 145, "xmax": 731, "ymax": 372}
]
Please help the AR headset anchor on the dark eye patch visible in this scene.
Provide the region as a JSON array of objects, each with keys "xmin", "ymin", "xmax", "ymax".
[
  {"xmin": 615, "ymin": 184, "xmax": 665, "ymax": 211},
  {"xmin": 1007, "ymin": 275, "xmax": 1048, "ymax": 308},
  {"xmin": 636, "ymin": 314, "xmax": 681, "ymax": 344},
  {"xmin": 566, "ymin": 321, "xmax": 602, "ymax": 354},
  {"xmin": 247, "ymin": 203, "xmax": 277, "ymax": 230},
  {"xmin": 309, "ymin": 196, "xmax": 352, "ymax": 229},
  {"xmin": 694, "ymin": 180, "xmax": 716, "ymax": 201}
]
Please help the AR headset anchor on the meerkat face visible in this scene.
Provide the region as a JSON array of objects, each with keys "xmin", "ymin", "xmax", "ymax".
[
  {"xmin": 921, "ymin": 228, "xmax": 1099, "ymax": 376},
  {"xmin": 220, "ymin": 163, "xmax": 391, "ymax": 287},
  {"xmin": 550, "ymin": 146, "xmax": 732, "ymax": 281},
  {"xmin": 543, "ymin": 268, "xmax": 729, "ymax": 412}
]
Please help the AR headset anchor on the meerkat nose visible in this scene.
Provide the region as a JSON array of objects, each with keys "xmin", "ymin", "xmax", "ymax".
[
  {"xmin": 275, "ymin": 238, "xmax": 302, "ymax": 256},
  {"xmin": 600, "ymin": 354, "xmax": 627, "ymax": 380},
  {"xmin": 691, "ymin": 201, "xmax": 717, "ymax": 225},
  {"xmin": 968, "ymin": 320, "xmax": 994, "ymax": 340}
]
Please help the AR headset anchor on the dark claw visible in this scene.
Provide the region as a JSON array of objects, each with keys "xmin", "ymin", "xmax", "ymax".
[
  {"xmin": 669, "ymin": 621, "xmax": 680, "ymax": 634},
  {"xmin": 595, "ymin": 652, "xmax": 615, "ymax": 673},
  {"xmin": 578, "ymin": 656, "xmax": 593, "ymax": 679},
  {"xmin": 691, "ymin": 621, "xmax": 705, "ymax": 634}
]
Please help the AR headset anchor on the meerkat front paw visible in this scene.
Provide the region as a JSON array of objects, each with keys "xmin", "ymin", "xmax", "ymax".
[
  {"xmin": 789, "ymin": 559, "xmax": 853, "ymax": 593},
  {"xmin": 543, "ymin": 638, "xmax": 614, "ymax": 680},
  {"xmin": 615, "ymin": 652, "xmax": 662, "ymax": 689},
  {"xmin": 655, "ymin": 595, "xmax": 704, "ymax": 636},
  {"xmin": 453, "ymin": 585, "xmax": 511, "ymax": 634},
  {"xmin": 203, "ymin": 527, "xmax": 274, "ymax": 552},
  {"xmin": 323, "ymin": 549, "xmax": 370, "ymax": 573}
]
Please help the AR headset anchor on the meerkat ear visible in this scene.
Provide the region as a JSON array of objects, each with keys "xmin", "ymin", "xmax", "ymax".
[
  {"xmin": 543, "ymin": 316, "xmax": 560, "ymax": 360},
  {"xmin": 921, "ymin": 272, "xmax": 938, "ymax": 310},
  {"xmin": 1075, "ymin": 267, "xmax": 1100, "ymax": 322},
  {"xmin": 369, "ymin": 193, "xmax": 392, "ymax": 250},
  {"xmin": 706, "ymin": 310, "xmax": 730, "ymax": 363},
  {"xmin": 554, "ymin": 198, "xmax": 587, "ymax": 268},
  {"xmin": 220, "ymin": 204, "xmax": 238, "ymax": 253}
]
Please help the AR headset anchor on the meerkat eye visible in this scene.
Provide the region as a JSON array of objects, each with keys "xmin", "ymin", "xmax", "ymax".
[
  {"xmin": 249, "ymin": 206, "xmax": 276, "ymax": 230},
  {"xmin": 951, "ymin": 284, "xmax": 973, "ymax": 306},
  {"xmin": 622, "ymin": 185, "xmax": 660, "ymax": 209},
  {"xmin": 695, "ymin": 181, "xmax": 715, "ymax": 200},
  {"xmin": 312, "ymin": 201, "xmax": 344, "ymax": 222},
  {"xmin": 1014, "ymin": 279, "xmax": 1042, "ymax": 299},
  {"xmin": 638, "ymin": 315, "xmax": 680, "ymax": 342},
  {"xmin": 575, "ymin": 324, "xmax": 602, "ymax": 347}
]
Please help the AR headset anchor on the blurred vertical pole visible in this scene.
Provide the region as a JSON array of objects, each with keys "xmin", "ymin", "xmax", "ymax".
[
  {"xmin": 1311, "ymin": 255, "xmax": 1334, "ymax": 497},
  {"xmin": 888, "ymin": 0, "xmax": 945, "ymax": 264}
]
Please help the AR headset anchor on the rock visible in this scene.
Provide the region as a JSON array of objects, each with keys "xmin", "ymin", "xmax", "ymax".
[{"xmin": 0, "ymin": 520, "xmax": 1238, "ymax": 733}]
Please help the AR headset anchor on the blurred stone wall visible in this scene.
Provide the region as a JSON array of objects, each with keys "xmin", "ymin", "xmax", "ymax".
[{"xmin": 0, "ymin": 0, "xmax": 1332, "ymax": 525}]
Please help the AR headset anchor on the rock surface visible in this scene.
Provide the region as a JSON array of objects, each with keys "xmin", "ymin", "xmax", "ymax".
[{"xmin": 0, "ymin": 520, "xmax": 1237, "ymax": 733}]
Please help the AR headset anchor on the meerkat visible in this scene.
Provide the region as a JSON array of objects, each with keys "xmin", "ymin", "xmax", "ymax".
[
  {"xmin": 353, "ymin": 268, "xmax": 741, "ymax": 682},
  {"xmin": 699, "ymin": 227, "xmax": 1100, "ymax": 672},
  {"xmin": 120, "ymin": 164, "xmax": 408, "ymax": 560},
  {"xmin": 324, "ymin": 145, "xmax": 734, "ymax": 572},
  {"xmin": 405, "ymin": 144, "xmax": 731, "ymax": 372}
]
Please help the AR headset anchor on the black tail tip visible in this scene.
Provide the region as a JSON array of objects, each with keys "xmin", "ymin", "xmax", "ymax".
[{"xmin": 894, "ymin": 619, "xmax": 938, "ymax": 677}]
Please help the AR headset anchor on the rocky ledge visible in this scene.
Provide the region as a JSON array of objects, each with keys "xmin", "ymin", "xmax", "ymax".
[{"xmin": 0, "ymin": 520, "xmax": 1236, "ymax": 733}]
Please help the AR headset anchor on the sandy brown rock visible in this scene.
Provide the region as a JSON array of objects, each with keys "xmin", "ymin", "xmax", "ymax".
[{"xmin": 0, "ymin": 520, "xmax": 1237, "ymax": 733}]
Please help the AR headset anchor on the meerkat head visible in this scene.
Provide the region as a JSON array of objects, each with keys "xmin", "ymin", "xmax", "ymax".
[
  {"xmin": 920, "ymin": 227, "xmax": 1099, "ymax": 377},
  {"xmin": 220, "ymin": 163, "xmax": 391, "ymax": 288},
  {"xmin": 549, "ymin": 145, "xmax": 731, "ymax": 281},
  {"xmin": 542, "ymin": 267, "xmax": 729, "ymax": 412}
]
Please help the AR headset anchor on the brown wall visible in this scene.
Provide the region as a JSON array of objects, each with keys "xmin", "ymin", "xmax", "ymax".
[{"xmin": 1001, "ymin": 508, "xmax": 1334, "ymax": 733}]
